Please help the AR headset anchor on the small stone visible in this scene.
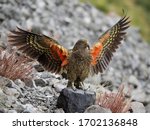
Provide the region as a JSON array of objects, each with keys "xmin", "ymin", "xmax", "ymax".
[
  {"xmin": 0, "ymin": 90, "xmax": 8, "ymax": 109},
  {"xmin": 34, "ymin": 78, "xmax": 47, "ymax": 87},
  {"xmin": 14, "ymin": 79, "xmax": 25, "ymax": 88},
  {"xmin": 84, "ymin": 105, "xmax": 112, "ymax": 113},
  {"xmin": 54, "ymin": 108, "xmax": 65, "ymax": 113},
  {"xmin": 57, "ymin": 88, "xmax": 96, "ymax": 113},
  {"xmin": 145, "ymin": 104, "xmax": 150, "ymax": 113},
  {"xmin": 0, "ymin": 108, "xmax": 5, "ymax": 113},
  {"xmin": 34, "ymin": 64, "xmax": 45, "ymax": 72},
  {"xmin": 132, "ymin": 89, "xmax": 146, "ymax": 103},
  {"xmin": 54, "ymin": 83, "xmax": 66, "ymax": 93},
  {"xmin": 144, "ymin": 83, "xmax": 150, "ymax": 94},
  {"xmin": 24, "ymin": 79, "xmax": 36, "ymax": 87},
  {"xmin": 0, "ymin": 76, "xmax": 12, "ymax": 90},
  {"xmin": 128, "ymin": 75, "xmax": 141, "ymax": 88},
  {"xmin": 23, "ymin": 104, "xmax": 40, "ymax": 113},
  {"xmin": 131, "ymin": 102, "xmax": 146, "ymax": 113},
  {"xmin": 3, "ymin": 87, "xmax": 20, "ymax": 98},
  {"xmin": 8, "ymin": 110, "xmax": 17, "ymax": 113}
]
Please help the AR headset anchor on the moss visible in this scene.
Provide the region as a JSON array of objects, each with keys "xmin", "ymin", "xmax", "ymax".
[{"xmin": 81, "ymin": 0, "xmax": 150, "ymax": 43}]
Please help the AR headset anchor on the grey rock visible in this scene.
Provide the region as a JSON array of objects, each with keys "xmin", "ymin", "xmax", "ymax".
[
  {"xmin": 54, "ymin": 108, "xmax": 65, "ymax": 113},
  {"xmin": 0, "ymin": 76, "xmax": 12, "ymax": 90},
  {"xmin": 8, "ymin": 110, "xmax": 17, "ymax": 113},
  {"xmin": 24, "ymin": 79, "xmax": 36, "ymax": 88},
  {"xmin": 57, "ymin": 88, "xmax": 96, "ymax": 113},
  {"xmin": 0, "ymin": 89, "xmax": 8, "ymax": 109},
  {"xmin": 23, "ymin": 104, "xmax": 40, "ymax": 113},
  {"xmin": 131, "ymin": 102, "xmax": 146, "ymax": 113},
  {"xmin": 128, "ymin": 75, "xmax": 141, "ymax": 88},
  {"xmin": 0, "ymin": 108, "xmax": 5, "ymax": 113},
  {"xmin": 145, "ymin": 83, "xmax": 150, "ymax": 94},
  {"xmin": 84, "ymin": 105, "xmax": 112, "ymax": 113},
  {"xmin": 132, "ymin": 89, "xmax": 147, "ymax": 103},
  {"xmin": 54, "ymin": 83, "xmax": 66, "ymax": 93},
  {"xmin": 145, "ymin": 104, "xmax": 150, "ymax": 113},
  {"xmin": 3, "ymin": 87, "xmax": 20, "ymax": 98},
  {"xmin": 14, "ymin": 79, "xmax": 25, "ymax": 88}
]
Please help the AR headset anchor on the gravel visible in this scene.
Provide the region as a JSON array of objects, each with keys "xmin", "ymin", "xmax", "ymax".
[{"xmin": 0, "ymin": 0, "xmax": 150, "ymax": 112}]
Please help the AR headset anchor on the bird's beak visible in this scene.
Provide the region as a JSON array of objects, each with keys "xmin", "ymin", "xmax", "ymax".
[{"xmin": 87, "ymin": 44, "xmax": 90, "ymax": 50}]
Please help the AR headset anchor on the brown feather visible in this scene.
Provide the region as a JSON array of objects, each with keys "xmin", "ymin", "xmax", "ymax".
[
  {"xmin": 8, "ymin": 27, "xmax": 69, "ymax": 74},
  {"xmin": 90, "ymin": 15, "xmax": 130, "ymax": 74}
]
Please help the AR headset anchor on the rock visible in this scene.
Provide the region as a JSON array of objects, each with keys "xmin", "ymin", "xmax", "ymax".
[
  {"xmin": 14, "ymin": 79, "xmax": 25, "ymax": 88},
  {"xmin": 7, "ymin": 110, "xmax": 17, "ymax": 113},
  {"xmin": 131, "ymin": 102, "xmax": 146, "ymax": 113},
  {"xmin": 0, "ymin": 108, "xmax": 5, "ymax": 113},
  {"xmin": 23, "ymin": 104, "xmax": 40, "ymax": 113},
  {"xmin": 34, "ymin": 78, "xmax": 47, "ymax": 87},
  {"xmin": 84, "ymin": 105, "xmax": 111, "ymax": 113},
  {"xmin": 57, "ymin": 88, "xmax": 96, "ymax": 113},
  {"xmin": 54, "ymin": 83, "xmax": 66, "ymax": 93},
  {"xmin": 0, "ymin": 76, "xmax": 12, "ymax": 90},
  {"xmin": 145, "ymin": 104, "xmax": 150, "ymax": 113},
  {"xmin": 0, "ymin": 89, "xmax": 8, "ymax": 109},
  {"xmin": 3, "ymin": 87, "xmax": 20, "ymax": 98},
  {"xmin": 128, "ymin": 75, "xmax": 141, "ymax": 88},
  {"xmin": 54, "ymin": 108, "xmax": 65, "ymax": 113},
  {"xmin": 24, "ymin": 79, "xmax": 36, "ymax": 87},
  {"xmin": 34, "ymin": 64, "xmax": 45, "ymax": 72},
  {"xmin": 144, "ymin": 83, "xmax": 150, "ymax": 94},
  {"xmin": 132, "ymin": 89, "xmax": 147, "ymax": 103}
]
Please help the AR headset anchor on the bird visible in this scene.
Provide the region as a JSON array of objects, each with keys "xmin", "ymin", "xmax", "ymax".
[{"xmin": 8, "ymin": 15, "xmax": 130, "ymax": 90}]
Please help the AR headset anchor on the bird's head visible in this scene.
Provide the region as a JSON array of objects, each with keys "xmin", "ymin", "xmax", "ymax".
[{"xmin": 73, "ymin": 39, "xmax": 90, "ymax": 51}]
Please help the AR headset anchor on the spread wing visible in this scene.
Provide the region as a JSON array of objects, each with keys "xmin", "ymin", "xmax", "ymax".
[
  {"xmin": 90, "ymin": 15, "xmax": 130, "ymax": 74},
  {"xmin": 8, "ymin": 27, "xmax": 69, "ymax": 74}
]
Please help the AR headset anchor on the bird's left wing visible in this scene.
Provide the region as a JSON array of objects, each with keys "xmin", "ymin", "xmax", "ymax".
[
  {"xmin": 90, "ymin": 15, "xmax": 130, "ymax": 74},
  {"xmin": 8, "ymin": 27, "xmax": 69, "ymax": 74}
]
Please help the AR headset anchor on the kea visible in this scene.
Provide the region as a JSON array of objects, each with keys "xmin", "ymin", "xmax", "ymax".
[{"xmin": 8, "ymin": 15, "xmax": 130, "ymax": 90}]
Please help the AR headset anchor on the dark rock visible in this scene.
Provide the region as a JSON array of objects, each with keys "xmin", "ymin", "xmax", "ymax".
[
  {"xmin": 34, "ymin": 64, "xmax": 45, "ymax": 72},
  {"xmin": 34, "ymin": 78, "xmax": 47, "ymax": 87},
  {"xmin": 57, "ymin": 88, "xmax": 96, "ymax": 113},
  {"xmin": 84, "ymin": 105, "xmax": 111, "ymax": 113}
]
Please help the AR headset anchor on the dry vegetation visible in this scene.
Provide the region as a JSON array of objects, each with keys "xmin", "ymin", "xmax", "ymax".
[
  {"xmin": 96, "ymin": 85, "xmax": 131, "ymax": 113},
  {"xmin": 0, "ymin": 48, "xmax": 33, "ymax": 80}
]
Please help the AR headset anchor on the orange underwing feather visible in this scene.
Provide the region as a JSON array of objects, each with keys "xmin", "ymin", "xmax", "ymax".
[
  {"xmin": 8, "ymin": 27, "xmax": 69, "ymax": 74},
  {"xmin": 90, "ymin": 15, "xmax": 130, "ymax": 74},
  {"xmin": 90, "ymin": 42, "xmax": 103, "ymax": 65}
]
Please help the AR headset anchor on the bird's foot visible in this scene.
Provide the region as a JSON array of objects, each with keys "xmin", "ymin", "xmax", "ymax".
[
  {"xmin": 76, "ymin": 82, "xmax": 85, "ymax": 90},
  {"xmin": 67, "ymin": 82, "xmax": 77, "ymax": 91}
]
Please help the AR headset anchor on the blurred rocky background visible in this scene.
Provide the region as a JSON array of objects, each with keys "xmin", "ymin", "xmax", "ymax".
[{"xmin": 0, "ymin": 0, "xmax": 149, "ymax": 113}]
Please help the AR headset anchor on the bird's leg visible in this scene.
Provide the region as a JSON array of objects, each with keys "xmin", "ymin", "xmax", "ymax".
[
  {"xmin": 67, "ymin": 81, "xmax": 76, "ymax": 91},
  {"xmin": 74, "ymin": 81, "xmax": 85, "ymax": 90}
]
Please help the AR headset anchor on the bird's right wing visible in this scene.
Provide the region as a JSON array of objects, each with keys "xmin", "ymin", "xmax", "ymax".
[{"xmin": 8, "ymin": 27, "xmax": 69, "ymax": 74}]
